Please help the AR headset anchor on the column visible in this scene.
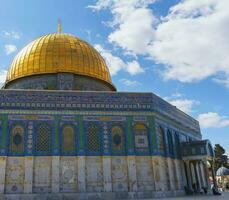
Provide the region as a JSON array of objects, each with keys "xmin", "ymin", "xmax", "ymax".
[
  {"xmin": 102, "ymin": 122, "xmax": 112, "ymax": 192},
  {"xmin": 150, "ymin": 157, "xmax": 156, "ymax": 191},
  {"xmin": 52, "ymin": 116, "xmax": 60, "ymax": 193},
  {"xmin": 195, "ymin": 161, "xmax": 202, "ymax": 190},
  {"xmin": 78, "ymin": 156, "xmax": 86, "ymax": 192},
  {"xmin": 190, "ymin": 162, "xmax": 196, "ymax": 184},
  {"xmin": 52, "ymin": 156, "xmax": 60, "ymax": 193},
  {"xmin": 149, "ymin": 116, "xmax": 156, "ymax": 191},
  {"xmin": 127, "ymin": 156, "xmax": 138, "ymax": 191},
  {"xmin": 197, "ymin": 161, "xmax": 204, "ymax": 189},
  {"xmin": 159, "ymin": 157, "xmax": 166, "ymax": 191},
  {"xmin": 167, "ymin": 158, "xmax": 175, "ymax": 190},
  {"xmin": 181, "ymin": 161, "xmax": 188, "ymax": 189},
  {"xmin": 126, "ymin": 116, "xmax": 138, "ymax": 192},
  {"xmin": 0, "ymin": 156, "xmax": 7, "ymax": 193},
  {"xmin": 200, "ymin": 161, "xmax": 207, "ymax": 188},
  {"xmin": 174, "ymin": 159, "xmax": 182, "ymax": 190},
  {"xmin": 203, "ymin": 159, "xmax": 211, "ymax": 189},
  {"xmin": 24, "ymin": 156, "xmax": 34, "ymax": 193},
  {"xmin": 103, "ymin": 156, "xmax": 112, "ymax": 191},
  {"xmin": 185, "ymin": 161, "xmax": 192, "ymax": 189}
]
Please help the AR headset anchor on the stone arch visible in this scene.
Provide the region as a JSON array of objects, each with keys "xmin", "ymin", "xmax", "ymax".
[
  {"xmin": 10, "ymin": 124, "xmax": 25, "ymax": 155},
  {"xmin": 62, "ymin": 124, "xmax": 75, "ymax": 154},
  {"xmin": 167, "ymin": 129, "xmax": 174, "ymax": 156},
  {"xmin": 134, "ymin": 122, "xmax": 149, "ymax": 153},
  {"xmin": 158, "ymin": 126, "xmax": 166, "ymax": 154},
  {"xmin": 174, "ymin": 132, "xmax": 181, "ymax": 158},
  {"xmin": 111, "ymin": 125, "xmax": 125, "ymax": 155}
]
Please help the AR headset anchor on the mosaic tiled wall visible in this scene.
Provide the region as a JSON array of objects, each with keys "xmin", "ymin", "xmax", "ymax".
[
  {"xmin": 0, "ymin": 112, "xmax": 194, "ymax": 194},
  {"xmin": 0, "ymin": 114, "xmax": 195, "ymax": 158},
  {"xmin": 0, "ymin": 90, "xmax": 201, "ymax": 134},
  {"xmin": 5, "ymin": 73, "xmax": 114, "ymax": 91}
]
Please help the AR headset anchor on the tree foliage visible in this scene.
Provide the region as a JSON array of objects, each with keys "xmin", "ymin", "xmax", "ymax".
[{"xmin": 214, "ymin": 144, "xmax": 228, "ymax": 171}]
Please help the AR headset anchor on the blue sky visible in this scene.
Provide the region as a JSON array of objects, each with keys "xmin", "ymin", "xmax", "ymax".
[{"xmin": 0, "ymin": 0, "xmax": 229, "ymax": 153}]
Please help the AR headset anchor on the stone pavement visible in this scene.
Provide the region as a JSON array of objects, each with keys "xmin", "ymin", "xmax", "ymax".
[
  {"xmin": 150, "ymin": 191, "xmax": 229, "ymax": 200},
  {"xmin": 1, "ymin": 192, "xmax": 229, "ymax": 200}
]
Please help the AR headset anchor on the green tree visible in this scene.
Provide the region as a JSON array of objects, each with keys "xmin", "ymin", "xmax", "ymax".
[{"xmin": 214, "ymin": 144, "xmax": 228, "ymax": 171}]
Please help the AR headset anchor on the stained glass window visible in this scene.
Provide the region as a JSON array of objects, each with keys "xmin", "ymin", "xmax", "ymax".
[
  {"xmin": 10, "ymin": 124, "xmax": 24, "ymax": 154},
  {"xmin": 87, "ymin": 124, "xmax": 100, "ymax": 154},
  {"xmin": 158, "ymin": 126, "xmax": 165, "ymax": 154},
  {"xmin": 112, "ymin": 126, "xmax": 125, "ymax": 154},
  {"xmin": 62, "ymin": 125, "xmax": 75, "ymax": 154},
  {"xmin": 35, "ymin": 123, "xmax": 51, "ymax": 154},
  {"xmin": 134, "ymin": 123, "xmax": 149, "ymax": 153}
]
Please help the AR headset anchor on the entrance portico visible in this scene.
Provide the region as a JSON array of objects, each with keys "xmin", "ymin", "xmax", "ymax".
[{"xmin": 181, "ymin": 140, "xmax": 215, "ymax": 193}]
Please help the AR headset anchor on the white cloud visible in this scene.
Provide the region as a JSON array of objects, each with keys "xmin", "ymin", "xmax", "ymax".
[
  {"xmin": 4, "ymin": 44, "xmax": 17, "ymax": 55},
  {"xmin": 150, "ymin": 0, "xmax": 229, "ymax": 83},
  {"xmin": 164, "ymin": 93, "xmax": 199, "ymax": 114},
  {"xmin": 214, "ymin": 77, "xmax": 229, "ymax": 89},
  {"xmin": 1, "ymin": 31, "xmax": 20, "ymax": 39},
  {"xmin": 120, "ymin": 78, "xmax": 141, "ymax": 86},
  {"xmin": 90, "ymin": 0, "xmax": 229, "ymax": 88},
  {"xmin": 94, "ymin": 44, "xmax": 144, "ymax": 76},
  {"xmin": 0, "ymin": 69, "xmax": 7, "ymax": 86},
  {"xmin": 197, "ymin": 112, "xmax": 229, "ymax": 128},
  {"xmin": 126, "ymin": 60, "xmax": 144, "ymax": 75},
  {"xmin": 171, "ymin": 92, "xmax": 183, "ymax": 98},
  {"xmin": 167, "ymin": 98, "xmax": 199, "ymax": 114},
  {"xmin": 89, "ymin": 0, "xmax": 156, "ymax": 55}
]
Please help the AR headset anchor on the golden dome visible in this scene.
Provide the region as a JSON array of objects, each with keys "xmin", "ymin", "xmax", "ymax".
[{"xmin": 6, "ymin": 33, "xmax": 115, "ymax": 89}]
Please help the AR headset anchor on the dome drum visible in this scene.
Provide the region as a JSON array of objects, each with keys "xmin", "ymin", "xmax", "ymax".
[{"xmin": 5, "ymin": 73, "xmax": 116, "ymax": 91}]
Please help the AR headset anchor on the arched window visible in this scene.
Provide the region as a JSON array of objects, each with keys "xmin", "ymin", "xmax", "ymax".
[
  {"xmin": 112, "ymin": 125, "xmax": 125, "ymax": 154},
  {"xmin": 158, "ymin": 126, "xmax": 165, "ymax": 154},
  {"xmin": 134, "ymin": 123, "xmax": 149, "ymax": 153},
  {"xmin": 10, "ymin": 124, "xmax": 24, "ymax": 154},
  {"xmin": 35, "ymin": 123, "xmax": 51, "ymax": 155},
  {"xmin": 62, "ymin": 125, "xmax": 75, "ymax": 154},
  {"xmin": 87, "ymin": 124, "xmax": 100, "ymax": 154},
  {"xmin": 167, "ymin": 130, "xmax": 174, "ymax": 156},
  {"xmin": 174, "ymin": 132, "xmax": 181, "ymax": 158}
]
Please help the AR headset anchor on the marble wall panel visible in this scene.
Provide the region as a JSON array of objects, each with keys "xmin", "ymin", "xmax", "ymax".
[
  {"xmin": 136, "ymin": 157, "xmax": 154, "ymax": 191},
  {"xmin": 33, "ymin": 157, "xmax": 51, "ymax": 193},
  {"xmin": 111, "ymin": 157, "xmax": 128, "ymax": 192},
  {"xmin": 60, "ymin": 157, "xmax": 78, "ymax": 192},
  {"xmin": 86, "ymin": 157, "xmax": 103, "ymax": 192},
  {"xmin": 5, "ymin": 157, "xmax": 24, "ymax": 193}
]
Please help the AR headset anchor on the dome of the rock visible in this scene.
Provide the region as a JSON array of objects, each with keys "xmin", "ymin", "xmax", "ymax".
[{"xmin": 5, "ymin": 33, "xmax": 115, "ymax": 91}]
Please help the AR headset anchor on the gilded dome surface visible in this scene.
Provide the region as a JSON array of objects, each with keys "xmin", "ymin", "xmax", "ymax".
[{"xmin": 6, "ymin": 33, "xmax": 114, "ymax": 89}]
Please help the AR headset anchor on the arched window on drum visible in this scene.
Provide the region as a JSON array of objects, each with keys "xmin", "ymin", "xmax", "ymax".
[
  {"xmin": 158, "ymin": 126, "xmax": 165, "ymax": 155},
  {"xmin": 87, "ymin": 123, "xmax": 101, "ymax": 155},
  {"xmin": 62, "ymin": 124, "xmax": 75, "ymax": 155},
  {"xmin": 134, "ymin": 123, "xmax": 149, "ymax": 154},
  {"xmin": 112, "ymin": 125, "xmax": 125, "ymax": 155},
  {"xmin": 35, "ymin": 123, "xmax": 51, "ymax": 155},
  {"xmin": 10, "ymin": 124, "xmax": 25, "ymax": 155}
]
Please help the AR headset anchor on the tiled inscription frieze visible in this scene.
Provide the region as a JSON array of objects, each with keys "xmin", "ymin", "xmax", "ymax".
[{"xmin": 0, "ymin": 90, "xmax": 200, "ymax": 133}]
